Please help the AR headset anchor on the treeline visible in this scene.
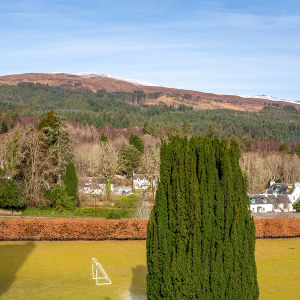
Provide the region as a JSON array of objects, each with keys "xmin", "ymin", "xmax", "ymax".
[
  {"xmin": 0, "ymin": 111, "xmax": 77, "ymax": 211},
  {"xmin": 1, "ymin": 82, "xmax": 300, "ymax": 141}
]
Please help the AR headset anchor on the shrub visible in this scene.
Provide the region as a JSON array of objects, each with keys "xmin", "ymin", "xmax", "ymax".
[
  {"xmin": 50, "ymin": 183, "xmax": 76, "ymax": 211},
  {"xmin": 0, "ymin": 179, "xmax": 26, "ymax": 211},
  {"xmin": 115, "ymin": 194, "xmax": 140, "ymax": 209}
]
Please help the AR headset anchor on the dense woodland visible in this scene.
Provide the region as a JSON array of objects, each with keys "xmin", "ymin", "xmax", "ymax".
[
  {"xmin": 1, "ymin": 82, "xmax": 300, "ymax": 141},
  {"xmin": 1, "ymin": 83, "xmax": 300, "ymax": 212}
]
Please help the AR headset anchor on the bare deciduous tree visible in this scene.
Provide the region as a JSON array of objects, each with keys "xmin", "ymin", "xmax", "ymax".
[
  {"xmin": 0, "ymin": 128, "xmax": 22, "ymax": 179},
  {"xmin": 21, "ymin": 129, "xmax": 59, "ymax": 207},
  {"xmin": 89, "ymin": 142, "xmax": 122, "ymax": 200},
  {"xmin": 240, "ymin": 152, "xmax": 300, "ymax": 193},
  {"xmin": 139, "ymin": 145, "xmax": 160, "ymax": 201}
]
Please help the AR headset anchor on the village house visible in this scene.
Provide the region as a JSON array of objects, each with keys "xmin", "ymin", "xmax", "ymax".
[
  {"xmin": 249, "ymin": 194, "xmax": 292, "ymax": 213},
  {"xmin": 250, "ymin": 180, "xmax": 300, "ymax": 212},
  {"xmin": 133, "ymin": 173, "xmax": 156, "ymax": 190},
  {"xmin": 81, "ymin": 177, "xmax": 114, "ymax": 195},
  {"xmin": 261, "ymin": 181, "xmax": 300, "ymax": 205}
]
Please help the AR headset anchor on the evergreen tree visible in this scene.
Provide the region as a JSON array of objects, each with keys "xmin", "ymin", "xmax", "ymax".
[
  {"xmin": 142, "ymin": 121, "xmax": 151, "ymax": 134},
  {"xmin": 182, "ymin": 120, "xmax": 192, "ymax": 136},
  {"xmin": 63, "ymin": 162, "xmax": 78, "ymax": 205},
  {"xmin": 120, "ymin": 145, "xmax": 142, "ymax": 176},
  {"xmin": 100, "ymin": 131, "xmax": 109, "ymax": 143},
  {"xmin": 147, "ymin": 135, "xmax": 259, "ymax": 299},
  {"xmin": 281, "ymin": 142, "xmax": 290, "ymax": 153},
  {"xmin": 129, "ymin": 132, "xmax": 144, "ymax": 154},
  {"xmin": 0, "ymin": 119, "xmax": 8, "ymax": 134}
]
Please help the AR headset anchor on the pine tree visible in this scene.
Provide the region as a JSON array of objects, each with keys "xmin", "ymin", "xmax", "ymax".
[
  {"xmin": 142, "ymin": 121, "xmax": 151, "ymax": 134},
  {"xmin": 129, "ymin": 132, "xmax": 144, "ymax": 154},
  {"xmin": 63, "ymin": 162, "xmax": 78, "ymax": 205},
  {"xmin": 100, "ymin": 131, "xmax": 109, "ymax": 143},
  {"xmin": 182, "ymin": 120, "xmax": 192, "ymax": 136},
  {"xmin": 147, "ymin": 135, "xmax": 259, "ymax": 299},
  {"xmin": 0, "ymin": 119, "xmax": 8, "ymax": 134}
]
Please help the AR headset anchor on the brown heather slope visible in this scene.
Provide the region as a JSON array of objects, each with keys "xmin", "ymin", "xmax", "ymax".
[{"xmin": 0, "ymin": 72, "xmax": 297, "ymax": 111}]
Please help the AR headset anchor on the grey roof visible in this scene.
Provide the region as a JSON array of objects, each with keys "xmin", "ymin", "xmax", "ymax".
[
  {"xmin": 249, "ymin": 194, "xmax": 291, "ymax": 205},
  {"xmin": 266, "ymin": 183, "xmax": 295, "ymax": 195},
  {"xmin": 266, "ymin": 195, "xmax": 291, "ymax": 204},
  {"xmin": 250, "ymin": 195, "xmax": 272, "ymax": 205},
  {"xmin": 133, "ymin": 174, "xmax": 147, "ymax": 180},
  {"xmin": 133, "ymin": 174, "xmax": 156, "ymax": 180}
]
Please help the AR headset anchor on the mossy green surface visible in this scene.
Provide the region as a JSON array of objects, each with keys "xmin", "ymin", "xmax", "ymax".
[{"xmin": 0, "ymin": 239, "xmax": 299, "ymax": 299}]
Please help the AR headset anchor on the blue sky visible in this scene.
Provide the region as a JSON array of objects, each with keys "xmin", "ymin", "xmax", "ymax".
[{"xmin": 0, "ymin": 0, "xmax": 299, "ymax": 99}]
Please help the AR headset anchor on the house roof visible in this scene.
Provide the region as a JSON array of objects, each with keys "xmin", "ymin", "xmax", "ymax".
[
  {"xmin": 133, "ymin": 174, "xmax": 147, "ymax": 180},
  {"xmin": 133, "ymin": 173, "xmax": 156, "ymax": 180},
  {"xmin": 249, "ymin": 194, "xmax": 291, "ymax": 205},
  {"xmin": 249, "ymin": 195, "xmax": 272, "ymax": 205},
  {"xmin": 266, "ymin": 183, "xmax": 296, "ymax": 195}
]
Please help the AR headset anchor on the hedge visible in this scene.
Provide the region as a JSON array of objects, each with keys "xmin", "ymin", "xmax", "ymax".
[
  {"xmin": 0, "ymin": 219, "xmax": 147, "ymax": 241},
  {"xmin": 255, "ymin": 218, "xmax": 300, "ymax": 238},
  {"xmin": 0, "ymin": 218, "xmax": 300, "ymax": 241}
]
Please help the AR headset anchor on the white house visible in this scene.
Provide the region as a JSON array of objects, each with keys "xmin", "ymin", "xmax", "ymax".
[
  {"xmin": 133, "ymin": 173, "xmax": 157, "ymax": 190},
  {"xmin": 249, "ymin": 194, "xmax": 293, "ymax": 213},
  {"xmin": 81, "ymin": 177, "xmax": 114, "ymax": 195},
  {"xmin": 260, "ymin": 181, "xmax": 300, "ymax": 206},
  {"xmin": 249, "ymin": 195, "xmax": 273, "ymax": 213}
]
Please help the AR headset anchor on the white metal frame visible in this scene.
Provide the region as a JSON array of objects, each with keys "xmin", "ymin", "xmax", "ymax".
[{"xmin": 92, "ymin": 258, "xmax": 112, "ymax": 285}]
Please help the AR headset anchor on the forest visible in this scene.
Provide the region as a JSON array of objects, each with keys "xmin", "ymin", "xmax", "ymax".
[{"xmin": 1, "ymin": 82, "xmax": 300, "ymax": 141}]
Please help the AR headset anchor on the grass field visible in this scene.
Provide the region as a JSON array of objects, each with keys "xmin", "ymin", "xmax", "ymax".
[{"xmin": 0, "ymin": 239, "xmax": 299, "ymax": 299}]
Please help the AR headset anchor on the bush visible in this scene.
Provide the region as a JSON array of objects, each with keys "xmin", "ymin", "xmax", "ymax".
[
  {"xmin": 114, "ymin": 194, "xmax": 140, "ymax": 209},
  {"xmin": 49, "ymin": 183, "xmax": 76, "ymax": 211},
  {"xmin": 105, "ymin": 210, "xmax": 123, "ymax": 219},
  {"xmin": 0, "ymin": 179, "xmax": 26, "ymax": 211}
]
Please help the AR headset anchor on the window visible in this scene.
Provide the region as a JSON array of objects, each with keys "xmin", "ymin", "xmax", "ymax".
[{"xmin": 263, "ymin": 208, "xmax": 265, "ymax": 212}]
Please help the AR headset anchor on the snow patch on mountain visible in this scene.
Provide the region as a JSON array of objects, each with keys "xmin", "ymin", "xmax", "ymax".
[
  {"xmin": 230, "ymin": 94, "xmax": 300, "ymax": 104},
  {"xmin": 47, "ymin": 72, "xmax": 177, "ymax": 88}
]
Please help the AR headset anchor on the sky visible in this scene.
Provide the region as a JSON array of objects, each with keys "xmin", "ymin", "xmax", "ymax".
[{"xmin": 0, "ymin": 0, "xmax": 299, "ymax": 100}]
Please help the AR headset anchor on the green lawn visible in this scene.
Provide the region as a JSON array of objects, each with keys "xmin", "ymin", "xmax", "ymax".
[{"xmin": 0, "ymin": 239, "xmax": 299, "ymax": 299}]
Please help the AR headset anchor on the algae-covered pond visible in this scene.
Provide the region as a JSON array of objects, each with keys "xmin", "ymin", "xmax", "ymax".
[{"xmin": 0, "ymin": 239, "xmax": 299, "ymax": 299}]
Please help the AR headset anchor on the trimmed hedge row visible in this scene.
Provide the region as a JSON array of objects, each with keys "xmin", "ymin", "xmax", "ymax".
[
  {"xmin": 0, "ymin": 218, "xmax": 300, "ymax": 241},
  {"xmin": 255, "ymin": 218, "xmax": 300, "ymax": 238},
  {"xmin": 0, "ymin": 219, "xmax": 148, "ymax": 240}
]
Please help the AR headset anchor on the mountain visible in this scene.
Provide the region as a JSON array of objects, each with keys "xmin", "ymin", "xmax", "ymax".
[{"xmin": 0, "ymin": 72, "xmax": 298, "ymax": 111}]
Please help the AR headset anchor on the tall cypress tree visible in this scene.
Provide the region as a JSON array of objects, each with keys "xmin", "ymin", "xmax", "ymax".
[
  {"xmin": 63, "ymin": 162, "xmax": 78, "ymax": 205},
  {"xmin": 147, "ymin": 135, "xmax": 259, "ymax": 299}
]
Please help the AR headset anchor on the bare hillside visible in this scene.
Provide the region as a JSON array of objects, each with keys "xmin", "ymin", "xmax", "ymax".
[{"xmin": 0, "ymin": 73, "xmax": 297, "ymax": 111}]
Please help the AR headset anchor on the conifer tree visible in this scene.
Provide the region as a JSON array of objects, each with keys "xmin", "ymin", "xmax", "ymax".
[
  {"xmin": 147, "ymin": 135, "xmax": 259, "ymax": 299},
  {"xmin": 129, "ymin": 132, "xmax": 144, "ymax": 154},
  {"xmin": 100, "ymin": 131, "xmax": 109, "ymax": 143},
  {"xmin": 0, "ymin": 119, "xmax": 8, "ymax": 134},
  {"xmin": 63, "ymin": 162, "xmax": 78, "ymax": 205}
]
